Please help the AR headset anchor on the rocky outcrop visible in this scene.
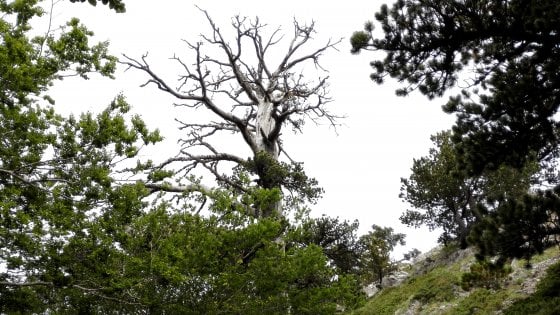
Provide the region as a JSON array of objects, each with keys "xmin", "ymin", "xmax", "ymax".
[{"xmin": 363, "ymin": 270, "xmax": 410, "ymax": 298}]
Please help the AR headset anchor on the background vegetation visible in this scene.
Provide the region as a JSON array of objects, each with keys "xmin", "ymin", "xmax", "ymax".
[{"xmin": 1, "ymin": 0, "xmax": 560, "ymax": 313}]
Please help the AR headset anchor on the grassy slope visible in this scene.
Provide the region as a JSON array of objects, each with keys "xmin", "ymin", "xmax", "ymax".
[{"xmin": 350, "ymin": 246, "xmax": 560, "ymax": 315}]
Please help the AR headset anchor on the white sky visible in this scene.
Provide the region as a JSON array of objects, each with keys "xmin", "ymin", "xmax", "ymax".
[{"xmin": 46, "ymin": 0, "xmax": 456, "ymax": 256}]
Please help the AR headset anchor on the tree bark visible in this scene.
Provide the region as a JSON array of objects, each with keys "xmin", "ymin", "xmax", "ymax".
[
  {"xmin": 255, "ymin": 100, "xmax": 278, "ymax": 158},
  {"xmin": 121, "ymin": 8, "xmax": 341, "ymax": 218}
]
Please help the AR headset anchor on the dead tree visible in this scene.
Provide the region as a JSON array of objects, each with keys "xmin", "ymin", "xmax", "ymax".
[{"xmin": 122, "ymin": 9, "xmax": 341, "ymax": 218}]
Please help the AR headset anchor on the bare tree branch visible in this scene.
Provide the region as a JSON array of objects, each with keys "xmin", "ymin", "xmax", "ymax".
[
  {"xmin": 121, "ymin": 8, "xmax": 341, "ymax": 217},
  {"xmin": 144, "ymin": 182, "xmax": 212, "ymax": 195}
]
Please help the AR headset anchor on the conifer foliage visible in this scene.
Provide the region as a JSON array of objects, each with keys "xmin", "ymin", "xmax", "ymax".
[{"xmin": 353, "ymin": 0, "xmax": 560, "ymax": 259}]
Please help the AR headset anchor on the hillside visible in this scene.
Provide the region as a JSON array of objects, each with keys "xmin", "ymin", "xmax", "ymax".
[{"xmin": 350, "ymin": 245, "xmax": 560, "ymax": 315}]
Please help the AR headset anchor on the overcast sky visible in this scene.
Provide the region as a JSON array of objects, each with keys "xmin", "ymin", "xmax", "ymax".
[{"xmin": 47, "ymin": 0, "xmax": 456, "ymax": 255}]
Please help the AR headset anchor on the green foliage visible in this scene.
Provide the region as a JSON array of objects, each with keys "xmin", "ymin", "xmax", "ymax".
[
  {"xmin": 352, "ymin": 246, "xmax": 560, "ymax": 315},
  {"xmin": 504, "ymin": 261, "xmax": 560, "ymax": 315},
  {"xmin": 0, "ymin": 96, "xmax": 160, "ymax": 312},
  {"xmin": 2, "ymin": 188, "xmax": 364, "ymax": 313},
  {"xmin": 0, "ymin": 0, "xmax": 117, "ymax": 107},
  {"xmin": 450, "ymin": 288, "xmax": 511, "ymax": 315},
  {"xmin": 349, "ymin": 31, "xmax": 370, "ymax": 54},
  {"xmin": 290, "ymin": 216, "xmax": 361, "ymax": 274},
  {"xmin": 245, "ymin": 151, "xmax": 323, "ymax": 205},
  {"xmin": 351, "ymin": 264, "xmax": 460, "ymax": 315},
  {"xmin": 412, "ymin": 277, "xmax": 456, "ymax": 304},
  {"xmin": 69, "ymin": 0, "xmax": 126, "ymax": 12},
  {"xmin": 470, "ymin": 189, "xmax": 559, "ymax": 260},
  {"xmin": 48, "ymin": 18, "xmax": 117, "ymax": 79},
  {"xmin": 400, "ymin": 131, "xmax": 536, "ymax": 248},
  {"xmin": 355, "ymin": 0, "xmax": 560, "ymax": 261},
  {"xmin": 400, "ymin": 131, "xmax": 478, "ymax": 246},
  {"xmin": 357, "ymin": 225, "xmax": 405, "ymax": 286},
  {"xmin": 0, "ymin": 2, "xmax": 365, "ymax": 313},
  {"xmin": 461, "ymin": 259, "xmax": 512, "ymax": 290}
]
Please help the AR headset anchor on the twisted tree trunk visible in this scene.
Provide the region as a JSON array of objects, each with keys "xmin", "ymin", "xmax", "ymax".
[{"xmin": 122, "ymin": 8, "xmax": 340, "ymax": 218}]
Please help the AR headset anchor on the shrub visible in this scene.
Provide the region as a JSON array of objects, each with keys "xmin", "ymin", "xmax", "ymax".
[{"xmin": 461, "ymin": 259, "xmax": 512, "ymax": 290}]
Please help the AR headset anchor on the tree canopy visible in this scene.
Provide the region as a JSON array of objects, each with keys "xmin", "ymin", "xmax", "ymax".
[
  {"xmin": 400, "ymin": 131, "xmax": 536, "ymax": 248},
  {"xmin": 0, "ymin": 2, "xmax": 367, "ymax": 313},
  {"xmin": 352, "ymin": 0, "xmax": 560, "ymax": 260},
  {"xmin": 69, "ymin": 0, "xmax": 126, "ymax": 12},
  {"xmin": 351, "ymin": 0, "xmax": 560, "ymax": 173},
  {"xmin": 357, "ymin": 225, "xmax": 405, "ymax": 287}
]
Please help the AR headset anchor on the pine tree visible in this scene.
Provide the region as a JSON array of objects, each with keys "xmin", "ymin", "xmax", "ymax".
[{"xmin": 352, "ymin": 0, "xmax": 560, "ymax": 259}]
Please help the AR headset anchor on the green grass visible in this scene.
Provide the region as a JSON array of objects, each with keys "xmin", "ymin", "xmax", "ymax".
[
  {"xmin": 523, "ymin": 246, "xmax": 560, "ymax": 265},
  {"xmin": 350, "ymin": 262, "xmax": 463, "ymax": 314},
  {"xmin": 445, "ymin": 288, "xmax": 516, "ymax": 315},
  {"xmin": 504, "ymin": 260, "xmax": 560, "ymax": 315},
  {"xmin": 349, "ymin": 246, "xmax": 560, "ymax": 315}
]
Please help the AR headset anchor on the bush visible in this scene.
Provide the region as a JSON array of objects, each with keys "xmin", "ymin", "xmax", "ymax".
[
  {"xmin": 411, "ymin": 270, "xmax": 457, "ymax": 303},
  {"xmin": 451, "ymin": 288, "xmax": 509, "ymax": 315},
  {"xmin": 461, "ymin": 259, "xmax": 512, "ymax": 290}
]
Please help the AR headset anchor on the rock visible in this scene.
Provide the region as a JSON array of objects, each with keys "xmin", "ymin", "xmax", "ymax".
[
  {"xmin": 381, "ymin": 270, "xmax": 409, "ymax": 288},
  {"xmin": 396, "ymin": 300, "xmax": 421, "ymax": 315},
  {"xmin": 363, "ymin": 270, "xmax": 410, "ymax": 298},
  {"xmin": 363, "ymin": 283, "xmax": 380, "ymax": 298}
]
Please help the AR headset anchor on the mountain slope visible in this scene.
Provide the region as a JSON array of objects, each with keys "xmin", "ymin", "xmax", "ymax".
[{"xmin": 350, "ymin": 245, "xmax": 560, "ymax": 315}]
